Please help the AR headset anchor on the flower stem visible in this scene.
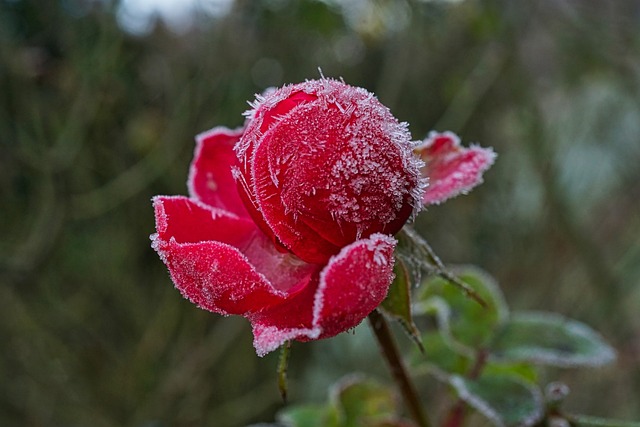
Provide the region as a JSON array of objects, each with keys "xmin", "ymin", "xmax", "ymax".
[
  {"xmin": 277, "ymin": 341, "xmax": 291, "ymax": 402},
  {"xmin": 368, "ymin": 309, "xmax": 431, "ymax": 427}
]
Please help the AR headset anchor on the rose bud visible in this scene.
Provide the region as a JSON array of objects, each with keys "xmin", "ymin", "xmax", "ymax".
[{"xmin": 233, "ymin": 79, "xmax": 424, "ymax": 264}]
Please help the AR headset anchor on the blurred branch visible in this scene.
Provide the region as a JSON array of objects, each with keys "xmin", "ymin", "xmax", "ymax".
[
  {"xmin": 69, "ymin": 88, "xmax": 194, "ymax": 220},
  {"xmin": 0, "ymin": 285, "xmax": 113, "ymax": 425},
  {"xmin": 500, "ymin": 24, "xmax": 625, "ymax": 332},
  {"xmin": 376, "ymin": 32, "xmax": 413, "ymax": 110},
  {"xmin": 521, "ymin": 103, "xmax": 622, "ymax": 319},
  {"xmin": 434, "ymin": 45, "xmax": 507, "ymax": 132},
  {"xmin": 1, "ymin": 172, "xmax": 65, "ymax": 280},
  {"xmin": 132, "ymin": 316, "xmax": 246, "ymax": 424}
]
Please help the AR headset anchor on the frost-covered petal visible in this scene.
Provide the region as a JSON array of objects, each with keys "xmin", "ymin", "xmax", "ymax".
[
  {"xmin": 249, "ymin": 276, "xmax": 321, "ymax": 356},
  {"xmin": 188, "ymin": 126, "xmax": 249, "ymax": 217},
  {"xmin": 416, "ymin": 131, "xmax": 496, "ymax": 205},
  {"xmin": 249, "ymin": 233, "xmax": 396, "ymax": 356},
  {"xmin": 151, "ymin": 196, "xmax": 288, "ymax": 315},
  {"xmin": 312, "ymin": 233, "xmax": 397, "ymax": 338},
  {"xmin": 153, "ymin": 195, "xmax": 254, "ymax": 247}
]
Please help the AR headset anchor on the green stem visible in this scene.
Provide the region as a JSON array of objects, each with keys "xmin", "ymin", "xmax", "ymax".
[
  {"xmin": 277, "ymin": 341, "xmax": 291, "ymax": 402},
  {"xmin": 368, "ymin": 310, "xmax": 431, "ymax": 427}
]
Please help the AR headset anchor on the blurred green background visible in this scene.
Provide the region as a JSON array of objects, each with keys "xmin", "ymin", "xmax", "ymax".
[{"xmin": 2, "ymin": 0, "xmax": 640, "ymax": 425}]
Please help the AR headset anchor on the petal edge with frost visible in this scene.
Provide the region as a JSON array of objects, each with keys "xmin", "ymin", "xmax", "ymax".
[
  {"xmin": 250, "ymin": 233, "xmax": 396, "ymax": 356},
  {"xmin": 416, "ymin": 131, "xmax": 496, "ymax": 206},
  {"xmin": 188, "ymin": 126, "xmax": 249, "ymax": 217},
  {"xmin": 151, "ymin": 196, "xmax": 288, "ymax": 315}
]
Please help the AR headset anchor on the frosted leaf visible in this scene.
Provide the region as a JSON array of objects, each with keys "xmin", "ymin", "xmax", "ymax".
[
  {"xmin": 449, "ymin": 373, "xmax": 544, "ymax": 427},
  {"xmin": 490, "ymin": 312, "xmax": 617, "ymax": 367}
]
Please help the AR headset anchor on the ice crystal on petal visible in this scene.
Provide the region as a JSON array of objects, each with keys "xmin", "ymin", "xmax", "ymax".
[{"xmin": 253, "ymin": 325, "xmax": 321, "ymax": 357}]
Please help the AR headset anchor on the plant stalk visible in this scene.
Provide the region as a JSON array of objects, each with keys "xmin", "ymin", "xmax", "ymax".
[{"xmin": 368, "ymin": 309, "xmax": 431, "ymax": 427}]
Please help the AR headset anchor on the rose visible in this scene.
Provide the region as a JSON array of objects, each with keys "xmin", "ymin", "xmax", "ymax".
[{"xmin": 151, "ymin": 78, "xmax": 495, "ymax": 356}]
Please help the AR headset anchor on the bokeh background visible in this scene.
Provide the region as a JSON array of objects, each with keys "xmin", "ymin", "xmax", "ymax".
[{"xmin": 2, "ymin": 0, "xmax": 640, "ymax": 425}]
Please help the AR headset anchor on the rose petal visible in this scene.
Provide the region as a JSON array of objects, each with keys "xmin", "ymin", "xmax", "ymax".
[
  {"xmin": 249, "ymin": 276, "xmax": 321, "ymax": 356},
  {"xmin": 251, "ymin": 121, "xmax": 342, "ymax": 264},
  {"xmin": 188, "ymin": 126, "xmax": 249, "ymax": 217},
  {"xmin": 416, "ymin": 131, "xmax": 496, "ymax": 205},
  {"xmin": 152, "ymin": 196, "xmax": 289, "ymax": 315},
  {"xmin": 153, "ymin": 195, "xmax": 254, "ymax": 248},
  {"xmin": 313, "ymin": 233, "xmax": 397, "ymax": 338},
  {"xmin": 153, "ymin": 238, "xmax": 289, "ymax": 315},
  {"xmin": 249, "ymin": 233, "xmax": 396, "ymax": 356}
]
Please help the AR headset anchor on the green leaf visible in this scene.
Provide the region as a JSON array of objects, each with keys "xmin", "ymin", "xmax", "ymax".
[
  {"xmin": 394, "ymin": 227, "xmax": 436, "ymax": 286},
  {"xmin": 396, "ymin": 228, "xmax": 487, "ymax": 306},
  {"xmin": 482, "ymin": 362, "xmax": 538, "ymax": 385},
  {"xmin": 490, "ymin": 312, "xmax": 616, "ymax": 367},
  {"xmin": 416, "ymin": 266, "xmax": 508, "ymax": 349},
  {"xmin": 449, "ymin": 372, "xmax": 544, "ymax": 427},
  {"xmin": 278, "ymin": 404, "xmax": 339, "ymax": 427},
  {"xmin": 277, "ymin": 376, "xmax": 411, "ymax": 427},
  {"xmin": 331, "ymin": 375, "xmax": 397, "ymax": 427},
  {"xmin": 411, "ymin": 330, "xmax": 472, "ymax": 377},
  {"xmin": 568, "ymin": 415, "xmax": 640, "ymax": 427},
  {"xmin": 380, "ymin": 257, "xmax": 423, "ymax": 350}
]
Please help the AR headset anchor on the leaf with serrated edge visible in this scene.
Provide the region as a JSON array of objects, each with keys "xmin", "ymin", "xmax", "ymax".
[
  {"xmin": 490, "ymin": 312, "xmax": 616, "ymax": 367},
  {"xmin": 449, "ymin": 373, "xmax": 544, "ymax": 427},
  {"xmin": 381, "ymin": 257, "xmax": 423, "ymax": 349}
]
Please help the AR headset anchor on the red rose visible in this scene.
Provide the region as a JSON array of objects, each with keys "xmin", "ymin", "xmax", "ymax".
[{"xmin": 151, "ymin": 79, "xmax": 495, "ymax": 356}]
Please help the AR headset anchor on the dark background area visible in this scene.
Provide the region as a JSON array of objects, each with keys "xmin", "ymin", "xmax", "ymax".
[{"xmin": 1, "ymin": 0, "xmax": 639, "ymax": 425}]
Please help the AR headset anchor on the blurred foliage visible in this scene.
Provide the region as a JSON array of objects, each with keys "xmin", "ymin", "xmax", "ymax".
[
  {"xmin": 411, "ymin": 267, "xmax": 617, "ymax": 427},
  {"xmin": 1, "ymin": 0, "xmax": 640, "ymax": 426},
  {"xmin": 272, "ymin": 375, "xmax": 412, "ymax": 427}
]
